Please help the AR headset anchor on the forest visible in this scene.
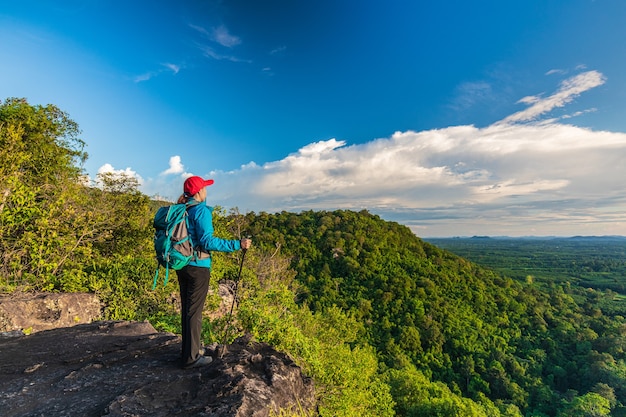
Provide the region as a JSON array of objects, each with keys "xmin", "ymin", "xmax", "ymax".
[
  {"xmin": 426, "ymin": 237, "xmax": 626, "ymax": 318},
  {"xmin": 425, "ymin": 237, "xmax": 626, "ymax": 290},
  {"xmin": 2, "ymin": 97, "xmax": 625, "ymax": 416}
]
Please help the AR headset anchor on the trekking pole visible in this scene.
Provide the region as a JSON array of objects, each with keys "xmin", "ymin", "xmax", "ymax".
[{"xmin": 220, "ymin": 239, "xmax": 249, "ymax": 351}]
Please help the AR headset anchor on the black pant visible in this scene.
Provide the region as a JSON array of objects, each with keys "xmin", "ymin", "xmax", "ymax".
[{"xmin": 176, "ymin": 265, "xmax": 210, "ymax": 367}]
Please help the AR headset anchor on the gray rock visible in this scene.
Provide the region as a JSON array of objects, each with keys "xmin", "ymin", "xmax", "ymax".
[
  {"xmin": 0, "ymin": 321, "xmax": 316, "ymax": 417},
  {"xmin": 0, "ymin": 292, "xmax": 102, "ymax": 333}
]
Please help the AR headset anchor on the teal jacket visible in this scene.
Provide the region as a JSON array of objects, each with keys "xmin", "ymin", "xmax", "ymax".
[{"xmin": 186, "ymin": 200, "xmax": 241, "ymax": 268}]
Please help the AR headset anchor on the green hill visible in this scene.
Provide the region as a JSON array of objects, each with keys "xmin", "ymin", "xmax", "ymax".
[{"xmin": 244, "ymin": 209, "xmax": 626, "ymax": 416}]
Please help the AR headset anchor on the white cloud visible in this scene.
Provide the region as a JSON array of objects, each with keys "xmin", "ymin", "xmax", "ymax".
[
  {"xmin": 191, "ymin": 23, "xmax": 249, "ymax": 63},
  {"xmin": 161, "ymin": 156, "xmax": 185, "ymax": 175},
  {"xmin": 546, "ymin": 68, "xmax": 566, "ymax": 76},
  {"xmin": 270, "ymin": 46, "xmax": 286, "ymax": 55},
  {"xmin": 518, "ymin": 95, "xmax": 542, "ymax": 105},
  {"xmin": 211, "ymin": 25, "xmax": 241, "ymax": 48},
  {"xmin": 133, "ymin": 72, "xmax": 155, "ymax": 83},
  {"xmin": 97, "ymin": 163, "xmax": 143, "ymax": 185},
  {"xmin": 189, "ymin": 23, "xmax": 210, "ymax": 37},
  {"xmin": 498, "ymin": 70, "xmax": 606, "ymax": 125},
  {"xmin": 133, "ymin": 63, "xmax": 182, "ymax": 83},
  {"xmin": 198, "ymin": 45, "xmax": 251, "ymax": 63},
  {"xmin": 450, "ymin": 81, "xmax": 494, "ymax": 111},
  {"xmin": 239, "ymin": 122, "xmax": 626, "ymax": 209},
  {"xmin": 138, "ymin": 69, "xmax": 626, "ymax": 236},
  {"xmin": 163, "ymin": 63, "xmax": 180, "ymax": 74}
]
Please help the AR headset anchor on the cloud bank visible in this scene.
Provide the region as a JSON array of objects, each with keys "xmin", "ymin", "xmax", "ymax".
[{"xmin": 128, "ymin": 70, "xmax": 626, "ymax": 237}]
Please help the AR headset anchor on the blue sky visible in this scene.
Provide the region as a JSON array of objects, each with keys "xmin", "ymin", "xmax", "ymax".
[{"xmin": 2, "ymin": 0, "xmax": 626, "ymax": 237}]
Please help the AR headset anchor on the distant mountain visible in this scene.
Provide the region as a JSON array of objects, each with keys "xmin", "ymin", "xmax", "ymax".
[
  {"xmin": 427, "ymin": 235, "xmax": 626, "ymax": 241},
  {"xmin": 566, "ymin": 235, "xmax": 626, "ymax": 241}
]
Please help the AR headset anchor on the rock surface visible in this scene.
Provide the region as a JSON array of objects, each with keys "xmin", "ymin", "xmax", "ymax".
[
  {"xmin": 0, "ymin": 321, "xmax": 316, "ymax": 417},
  {"xmin": 0, "ymin": 292, "xmax": 102, "ymax": 333}
]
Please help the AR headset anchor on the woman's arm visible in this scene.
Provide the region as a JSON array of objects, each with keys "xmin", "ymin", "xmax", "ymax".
[{"xmin": 194, "ymin": 206, "xmax": 241, "ymax": 253}]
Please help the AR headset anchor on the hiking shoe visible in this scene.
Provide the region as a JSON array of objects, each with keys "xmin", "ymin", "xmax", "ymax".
[{"xmin": 183, "ymin": 355, "xmax": 213, "ymax": 369}]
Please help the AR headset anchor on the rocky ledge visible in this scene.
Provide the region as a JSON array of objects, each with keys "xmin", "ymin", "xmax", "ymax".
[{"xmin": 0, "ymin": 321, "xmax": 316, "ymax": 417}]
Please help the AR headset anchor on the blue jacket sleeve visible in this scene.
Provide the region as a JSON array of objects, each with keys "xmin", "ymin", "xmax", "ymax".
[{"xmin": 190, "ymin": 204, "xmax": 241, "ymax": 253}]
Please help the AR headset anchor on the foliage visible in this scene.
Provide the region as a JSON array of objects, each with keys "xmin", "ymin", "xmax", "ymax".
[
  {"xmin": 0, "ymin": 98, "xmax": 154, "ymax": 293},
  {"xmin": 237, "ymin": 267, "xmax": 395, "ymax": 417},
  {"xmin": 557, "ymin": 392, "xmax": 611, "ymax": 416},
  {"xmin": 384, "ymin": 363, "xmax": 512, "ymax": 417},
  {"xmin": 244, "ymin": 209, "xmax": 626, "ymax": 416},
  {"xmin": 426, "ymin": 237, "xmax": 626, "ymax": 297},
  {"xmin": 1, "ymin": 98, "xmax": 86, "ymax": 288}
]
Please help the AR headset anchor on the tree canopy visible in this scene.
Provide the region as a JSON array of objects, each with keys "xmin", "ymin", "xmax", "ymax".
[{"xmin": 244, "ymin": 209, "xmax": 626, "ymax": 416}]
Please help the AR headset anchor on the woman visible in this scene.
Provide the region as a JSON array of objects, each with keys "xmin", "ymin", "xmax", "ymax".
[{"xmin": 176, "ymin": 175, "xmax": 252, "ymax": 369}]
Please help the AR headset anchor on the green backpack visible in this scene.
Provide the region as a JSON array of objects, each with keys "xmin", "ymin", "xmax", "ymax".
[{"xmin": 152, "ymin": 202, "xmax": 197, "ymax": 289}]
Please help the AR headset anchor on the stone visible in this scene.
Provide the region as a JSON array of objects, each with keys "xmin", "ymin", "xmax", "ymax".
[
  {"xmin": 0, "ymin": 321, "xmax": 316, "ymax": 416},
  {"xmin": 0, "ymin": 292, "xmax": 102, "ymax": 333}
]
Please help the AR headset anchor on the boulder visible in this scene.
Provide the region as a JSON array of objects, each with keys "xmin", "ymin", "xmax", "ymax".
[
  {"xmin": 0, "ymin": 292, "xmax": 102, "ymax": 333},
  {"xmin": 0, "ymin": 321, "xmax": 316, "ymax": 416}
]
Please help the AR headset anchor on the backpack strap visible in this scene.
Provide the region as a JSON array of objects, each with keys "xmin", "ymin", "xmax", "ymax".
[
  {"xmin": 185, "ymin": 199, "xmax": 201, "ymax": 209},
  {"xmin": 152, "ymin": 264, "xmax": 169, "ymax": 290},
  {"xmin": 152, "ymin": 267, "xmax": 159, "ymax": 290}
]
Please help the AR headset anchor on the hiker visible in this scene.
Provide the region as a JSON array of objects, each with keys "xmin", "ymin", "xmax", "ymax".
[{"xmin": 176, "ymin": 175, "xmax": 252, "ymax": 369}]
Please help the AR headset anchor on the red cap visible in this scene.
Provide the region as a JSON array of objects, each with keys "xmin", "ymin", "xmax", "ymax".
[{"xmin": 184, "ymin": 176, "xmax": 214, "ymax": 196}]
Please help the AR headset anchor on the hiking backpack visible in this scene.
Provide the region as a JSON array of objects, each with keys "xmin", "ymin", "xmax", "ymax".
[{"xmin": 152, "ymin": 202, "xmax": 197, "ymax": 289}]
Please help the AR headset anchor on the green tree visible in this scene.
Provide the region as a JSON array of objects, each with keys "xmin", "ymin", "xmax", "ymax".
[
  {"xmin": 557, "ymin": 392, "xmax": 611, "ymax": 417},
  {"xmin": 0, "ymin": 98, "xmax": 87, "ymax": 289},
  {"xmin": 236, "ymin": 250, "xmax": 395, "ymax": 417},
  {"xmin": 0, "ymin": 98, "xmax": 155, "ymax": 297}
]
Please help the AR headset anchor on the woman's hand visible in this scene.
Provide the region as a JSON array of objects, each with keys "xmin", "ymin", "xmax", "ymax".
[{"xmin": 240, "ymin": 238, "xmax": 252, "ymax": 250}]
